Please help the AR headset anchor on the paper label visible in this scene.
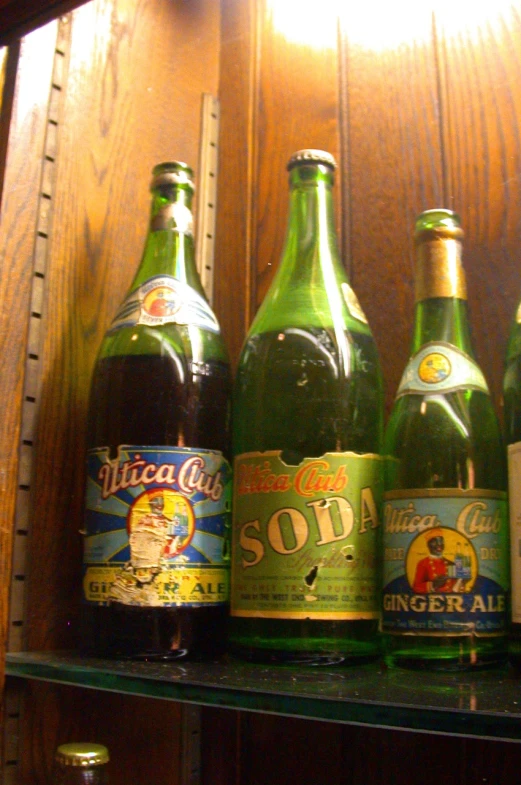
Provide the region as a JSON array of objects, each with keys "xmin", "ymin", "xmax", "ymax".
[
  {"xmin": 83, "ymin": 445, "xmax": 231, "ymax": 607},
  {"xmin": 108, "ymin": 275, "xmax": 220, "ymax": 333},
  {"xmin": 396, "ymin": 342, "xmax": 489, "ymax": 397},
  {"xmin": 231, "ymin": 451, "xmax": 384, "ymax": 620},
  {"xmin": 508, "ymin": 442, "xmax": 521, "ymax": 623},
  {"xmin": 382, "ymin": 489, "xmax": 508, "ymax": 637}
]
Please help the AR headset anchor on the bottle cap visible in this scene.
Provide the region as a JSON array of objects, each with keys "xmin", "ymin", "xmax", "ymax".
[
  {"xmin": 151, "ymin": 161, "xmax": 195, "ymax": 191},
  {"xmin": 55, "ymin": 743, "xmax": 110, "ymax": 767},
  {"xmin": 287, "ymin": 149, "xmax": 337, "ymax": 171},
  {"xmin": 414, "ymin": 209, "xmax": 463, "ymax": 242}
]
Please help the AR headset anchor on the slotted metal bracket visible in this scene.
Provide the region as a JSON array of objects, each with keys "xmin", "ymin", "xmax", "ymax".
[
  {"xmin": 3, "ymin": 15, "xmax": 71, "ymax": 784},
  {"xmin": 180, "ymin": 704, "xmax": 202, "ymax": 785},
  {"xmin": 196, "ymin": 93, "xmax": 220, "ymax": 305}
]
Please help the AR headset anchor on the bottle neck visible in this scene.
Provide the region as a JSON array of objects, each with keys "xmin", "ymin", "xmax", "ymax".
[
  {"xmin": 411, "ymin": 236, "xmax": 474, "ymax": 356},
  {"xmin": 130, "ymin": 184, "xmax": 205, "ymax": 298},
  {"xmin": 283, "ymin": 167, "xmax": 340, "ymax": 282},
  {"xmin": 251, "ymin": 164, "xmax": 351, "ymax": 338}
]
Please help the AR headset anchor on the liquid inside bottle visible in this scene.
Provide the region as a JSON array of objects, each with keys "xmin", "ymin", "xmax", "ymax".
[{"xmin": 81, "ymin": 163, "xmax": 231, "ymax": 660}]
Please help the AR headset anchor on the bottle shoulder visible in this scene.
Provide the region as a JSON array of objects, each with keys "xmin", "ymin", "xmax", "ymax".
[
  {"xmin": 384, "ymin": 390, "xmax": 506, "ymax": 490},
  {"xmin": 97, "ymin": 323, "xmax": 229, "ymax": 364}
]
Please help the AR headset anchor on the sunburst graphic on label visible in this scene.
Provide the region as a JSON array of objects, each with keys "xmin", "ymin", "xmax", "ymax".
[
  {"xmin": 142, "ymin": 284, "xmax": 181, "ymax": 318},
  {"xmin": 418, "ymin": 352, "xmax": 451, "ymax": 384},
  {"xmin": 127, "ymin": 488, "xmax": 196, "ymax": 567}
]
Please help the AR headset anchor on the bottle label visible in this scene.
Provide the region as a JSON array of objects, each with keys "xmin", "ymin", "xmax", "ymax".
[
  {"xmin": 108, "ymin": 275, "xmax": 220, "ymax": 333},
  {"xmin": 341, "ymin": 283, "xmax": 368, "ymax": 324},
  {"xmin": 508, "ymin": 442, "xmax": 521, "ymax": 623},
  {"xmin": 83, "ymin": 446, "xmax": 231, "ymax": 607},
  {"xmin": 396, "ymin": 342, "xmax": 489, "ymax": 397},
  {"xmin": 381, "ymin": 489, "xmax": 508, "ymax": 637},
  {"xmin": 231, "ymin": 451, "xmax": 384, "ymax": 620}
]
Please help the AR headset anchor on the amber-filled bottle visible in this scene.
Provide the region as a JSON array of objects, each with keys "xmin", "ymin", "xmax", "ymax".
[{"xmin": 81, "ymin": 162, "xmax": 231, "ymax": 660}]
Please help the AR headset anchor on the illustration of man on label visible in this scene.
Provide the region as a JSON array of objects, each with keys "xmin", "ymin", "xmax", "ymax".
[
  {"xmin": 128, "ymin": 492, "xmax": 171, "ymax": 569},
  {"xmin": 109, "ymin": 490, "xmax": 172, "ymax": 605},
  {"xmin": 412, "ymin": 529, "xmax": 467, "ymax": 593}
]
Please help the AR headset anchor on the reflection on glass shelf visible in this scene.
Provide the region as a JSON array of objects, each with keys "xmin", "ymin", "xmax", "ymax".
[{"xmin": 6, "ymin": 651, "xmax": 521, "ymax": 740}]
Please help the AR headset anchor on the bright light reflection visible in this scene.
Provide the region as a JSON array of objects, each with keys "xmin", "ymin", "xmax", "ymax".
[
  {"xmin": 269, "ymin": 0, "xmax": 517, "ymax": 51},
  {"xmin": 69, "ymin": 1, "xmax": 114, "ymax": 70},
  {"xmin": 268, "ymin": 0, "xmax": 340, "ymax": 49},
  {"xmin": 423, "ymin": 394, "xmax": 469, "ymax": 439}
]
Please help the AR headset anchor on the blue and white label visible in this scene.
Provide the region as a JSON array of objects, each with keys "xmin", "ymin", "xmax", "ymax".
[
  {"xmin": 396, "ymin": 342, "xmax": 489, "ymax": 397},
  {"xmin": 382, "ymin": 490, "xmax": 508, "ymax": 637},
  {"xmin": 83, "ymin": 445, "xmax": 231, "ymax": 607}
]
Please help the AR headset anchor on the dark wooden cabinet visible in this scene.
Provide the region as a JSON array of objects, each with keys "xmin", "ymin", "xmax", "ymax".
[{"xmin": 1, "ymin": 1, "xmax": 521, "ymax": 782}]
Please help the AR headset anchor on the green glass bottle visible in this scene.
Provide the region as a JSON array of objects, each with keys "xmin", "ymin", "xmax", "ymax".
[
  {"xmin": 55, "ymin": 744, "xmax": 109, "ymax": 785},
  {"xmin": 81, "ymin": 162, "xmax": 232, "ymax": 660},
  {"xmin": 503, "ymin": 293, "xmax": 521, "ymax": 668},
  {"xmin": 230, "ymin": 149, "xmax": 384, "ymax": 664},
  {"xmin": 382, "ymin": 209, "xmax": 508, "ymax": 670}
]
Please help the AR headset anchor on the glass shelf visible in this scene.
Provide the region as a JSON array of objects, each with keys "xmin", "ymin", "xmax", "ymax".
[{"xmin": 6, "ymin": 651, "xmax": 521, "ymax": 741}]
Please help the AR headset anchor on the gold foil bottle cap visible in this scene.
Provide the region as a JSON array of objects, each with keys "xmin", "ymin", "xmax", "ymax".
[
  {"xmin": 55, "ymin": 743, "xmax": 110, "ymax": 767},
  {"xmin": 414, "ymin": 208, "xmax": 466, "ymax": 301}
]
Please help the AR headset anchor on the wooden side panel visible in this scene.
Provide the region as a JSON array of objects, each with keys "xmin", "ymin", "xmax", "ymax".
[
  {"xmin": 437, "ymin": 4, "xmax": 521, "ymax": 410},
  {"xmin": 0, "ymin": 16, "xmax": 57, "ymax": 749},
  {"xmin": 11, "ymin": 0, "xmax": 219, "ymax": 779},
  {"xmin": 26, "ymin": 0, "xmax": 220, "ymax": 652},
  {"xmin": 340, "ymin": 6, "xmax": 444, "ymax": 411}
]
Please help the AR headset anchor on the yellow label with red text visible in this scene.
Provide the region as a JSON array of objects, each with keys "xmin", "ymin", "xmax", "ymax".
[{"xmin": 231, "ymin": 451, "xmax": 384, "ymax": 619}]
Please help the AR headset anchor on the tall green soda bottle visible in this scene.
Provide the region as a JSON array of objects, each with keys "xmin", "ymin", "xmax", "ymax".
[
  {"xmin": 82, "ymin": 162, "xmax": 232, "ymax": 659},
  {"xmin": 503, "ymin": 292, "xmax": 521, "ymax": 668},
  {"xmin": 230, "ymin": 150, "xmax": 384, "ymax": 664},
  {"xmin": 382, "ymin": 209, "xmax": 508, "ymax": 670}
]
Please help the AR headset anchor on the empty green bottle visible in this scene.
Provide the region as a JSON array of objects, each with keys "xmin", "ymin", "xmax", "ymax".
[
  {"xmin": 503, "ymin": 291, "xmax": 521, "ymax": 668},
  {"xmin": 382, "ymin": 209, "xmax": 508, "ymax": 670},
  {"xmin": 230, "ymin": 150, "xmax": 384, "ymax": 664}
]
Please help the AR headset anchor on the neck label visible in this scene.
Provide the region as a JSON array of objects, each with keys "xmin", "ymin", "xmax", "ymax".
[
  {"xmin": 109, "ymin": 275, "xmax": 220, "ymax": 333},
  {"xmin": 396, "ymin": 342, "xmax": 489, "ymax": 397}
]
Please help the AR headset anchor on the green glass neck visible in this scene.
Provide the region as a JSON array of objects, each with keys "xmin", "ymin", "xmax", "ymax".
[
  {"xmin": 129, "ymin": 184, "xmax": 205, "ymax": 298},
  {"xmin": 251, "ymin": 163, "xmax": 349, "ymax": 334},
  {"xmin": 411, "ymin": 296, "xmax": 475, "ymax": 356}
]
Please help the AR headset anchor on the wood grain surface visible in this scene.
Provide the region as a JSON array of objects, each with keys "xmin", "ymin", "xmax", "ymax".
[
  {"xmin": 0, "ymin": 18, "xmax": 57, "ymax": 759},
  {"xmin": 18, "ymin": 680, "xmax": 183, "ymax": 784},
  {"xmin": 437, "ymin": 3, "xmax": 521, "ymax": 411},
  {"xmin": 2, "ymin": 0, "xmax": 521, "ymax": 782},
  {"xmin": 215, "ymin": 0, "xmax": 257, "ymax": 369},
  {"xmin": 340, "ymin": 5, "xmax": 444, "ymax": 413}
]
